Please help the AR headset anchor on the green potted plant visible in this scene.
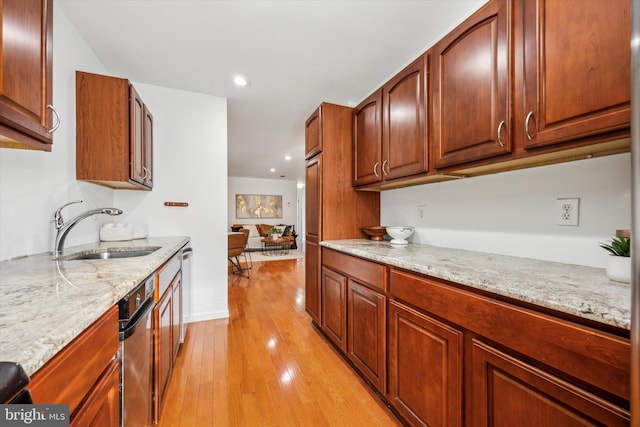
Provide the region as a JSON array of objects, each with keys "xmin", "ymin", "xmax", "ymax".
[
  {"xmin": 600, "ymin": 234, "xmax": 631, "ymax": 283},
  {"xmin": 267, "ymin": 227, "xmax": 282, "ymax": 240}
]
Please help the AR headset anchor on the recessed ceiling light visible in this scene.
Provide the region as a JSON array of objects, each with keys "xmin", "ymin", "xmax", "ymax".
[
  {"xmin": 270, "ymin": 168, "xmax": 276, "ymax": 172},
  {"xmin": 233, "ymin": 75, "xmax": 250, "ymax": 86},
  {"xmin": 284, "ymin": 155, "xmax": 292, "ymax": 161}
]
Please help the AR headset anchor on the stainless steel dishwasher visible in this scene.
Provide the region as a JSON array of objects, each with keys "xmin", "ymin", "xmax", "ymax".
[{"xmin": 119, "ymin": 275, "xmax": 155, "ymax": 427}]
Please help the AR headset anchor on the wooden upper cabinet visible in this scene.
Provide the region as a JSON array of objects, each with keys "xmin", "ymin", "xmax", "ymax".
[
  {"xmin": 130, "ymin": 86, "xmax": 146, "ymax": 186},
  {"xmin": 432, "ymin": 0, "xmax": 512, "ymax": 169},
  {"xmin": 76, "ymin": 71, "xmax": 153, "ymax": 190},
  {"xmin": 519, "ymin": 0, "xmax": 630, "ymax": 150},
  {"xmin": 0, "ymin": 0, "xmax": 56, "ymax": 151},
  {"xmin": 353, "ymin": 90, "xmax": 382, "ymax": 186},
  {"xmin": 353, "ymin": 55, "xmax": 427, "ymax": 187},
  {"xmin": 383, "ymin": 54, "xmax": 428, "ymax": 180},
  {"xmin": 304, "ymin": 103, "xmax": 380, "ymax": 325},
  {"xmin": 305, "ymin": 106, "xmax": 322, "ymax": 159},
  {"xmin": 130, "ymin": 89, "xmax": 154, "ymax": 187},
  {"xmin": 143, "ymin": 106, "xmax": 154, "ymax": 188}
]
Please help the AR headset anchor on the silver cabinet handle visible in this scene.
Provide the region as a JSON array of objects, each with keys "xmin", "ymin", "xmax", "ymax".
[
  {"xmin": 142, "ymin": 167, "xmax": 150, "ymax": 180},
  {"xmin": 497, "ymin": 120, "xmax": 505, "ymax": 147},
  {"xmin": 373, "ymin": 162, "xmax": 380, "ymax": 178},
  {"xmin": 47, "ymin": 105, "xmax": 60, "ymax": 133},
  {"xmin": 525, "ymin": 111, "xmax": 534, "ymax": 141},
  {"xmin": 382, "ymin": 160, "xmax": 389, "ymax": 176}
]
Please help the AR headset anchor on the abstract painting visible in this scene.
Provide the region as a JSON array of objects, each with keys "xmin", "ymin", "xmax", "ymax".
[{"xmin": 236, "ymin": 194, "xmax": 283, "ymax": 219}]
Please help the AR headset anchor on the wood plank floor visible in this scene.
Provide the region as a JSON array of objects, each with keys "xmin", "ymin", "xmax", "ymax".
[{"xmin": 159, "ymin": 258, "xmax": 403, "ymax": 426}]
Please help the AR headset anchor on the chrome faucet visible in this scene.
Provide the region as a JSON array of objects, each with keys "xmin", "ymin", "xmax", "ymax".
[{"xmin": 53, "ymin": 200, "xmax": 123, "ymax": 256}]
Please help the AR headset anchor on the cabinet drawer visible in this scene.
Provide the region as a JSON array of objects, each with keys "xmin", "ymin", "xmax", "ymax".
[
  {"xmin": 30, "ymin": 306, "xmax": 119, "ymax": 414},
  {"xmin": 155, "ymin": 251, "xmax": 181, "ymax": 301},
  {"xmin": 389, "ymin": 268, "xmax": 630, "ymax": 401},
  {"xmin": 323, "ymin": 248, "xmax": 387, "ymax": 291}
]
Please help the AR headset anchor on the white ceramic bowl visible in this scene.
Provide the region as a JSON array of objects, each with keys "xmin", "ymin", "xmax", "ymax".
[{"xmin": 386, "ymin": 226, "xmax": 415, "ymax": 245}]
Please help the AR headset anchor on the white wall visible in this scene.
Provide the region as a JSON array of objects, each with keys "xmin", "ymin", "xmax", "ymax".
[
  {"xmin": 228, "ymin": 177, "xmax": 299, "ymax": 231},
  {"xmin": 115, "ymin": 84, "xmax": 229, "ymax": 322},
  {"xmin": 0, "ymin": 4, "xmax": 230, "ymax": 322},
  {"xmin": 381, "ymin": 153, "xmax": 632, "ymax": 268},
  {"xmin": 0, "ymin": 2, "xmax": 112, "ymax": 261}
]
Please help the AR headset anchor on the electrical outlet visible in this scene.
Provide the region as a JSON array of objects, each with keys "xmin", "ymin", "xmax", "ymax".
[
  {"xmin": 555, "ymin": 198, "xmax": 579, "ymax": 226},
  {"xmin": 417, "ymin": 205, "xmax": 426, "ymax": 222}
]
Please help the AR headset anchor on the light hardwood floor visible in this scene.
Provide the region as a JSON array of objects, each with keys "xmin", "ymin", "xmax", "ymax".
[{"xmin": 159, "ymin": 258, "xmax": 402, "ymax": 426}]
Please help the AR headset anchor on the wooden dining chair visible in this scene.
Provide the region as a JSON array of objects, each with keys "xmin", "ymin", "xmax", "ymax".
[
  {"xmin": 228, "ymin": 232, "xmax": 250, "ymax": 278},
  {"xmin": 240, "ymin": 228, "xmax": 253, "ymax": 271}
]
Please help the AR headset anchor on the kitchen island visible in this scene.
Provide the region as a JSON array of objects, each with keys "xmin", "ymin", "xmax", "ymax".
[{"xmin": 0, "ymin": 236, "xmax": 189, "ymax": 376}]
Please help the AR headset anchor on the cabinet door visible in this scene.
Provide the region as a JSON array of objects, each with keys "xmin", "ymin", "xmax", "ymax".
[
  {"xmin": 305, "ymin": 155, "xmax": 321, "ymax": 243},
  {"xmin": 29, "ymin": 307, "xmax": 119, "ymax": 416},
  {"xmin": 143, "ymin": 106, "xmax": 154, "ymax": 188},
  {"xmin": 130, "ymin": 85, "xmax": 146, "ymax": 186},
  {"xmin": 383, "ymin": 54, "xmax": 428, "ymax": 180},
  {"xmin": 304, "ymin": 155, "xmax": 322, "ymax": 324},
  {"xmin": 520, "ymin": 0, "xmax": 630, "ymax": 149},
  {"xmin": 321, "ymin": 267, "xmax": 347, "ymax": 352},
  {"xmin": 432, "ymin": 0, "xmax": 511, "ymax": 169},
  {"xmin": 0, "ymin": 0, "xmax": 54, "ymax": 151},
  {"xmin": 353, "ymin": 90, "xmax": 383, "ymax": 186},
  {"xmin": 388, "ymin": 300, "xmax": 463, "ymax": 427},
  {"xmin": 347, "ymin": 280, "xmax": 386, "ymax": 393},
  {"xmin": 305, "ymin": 106, "xmax": 321, "ymax": 159},
  {"xmin": 70, "ymin": 358, "xmax": 120, "ymax": 427},
  {"xmin": 154, "ymin": 286, "xmax": 173, "ymax": 421},
  {"xmin": 305, "ymin": 240, "xmax": 321, "ymax": 325},
  {"xmin": 171, "ymin": 273, "xmax": 182, "ymax": 362},
  {"xmin": 469, "ymin": 339, "xmax": 630, "ymax": 426}
]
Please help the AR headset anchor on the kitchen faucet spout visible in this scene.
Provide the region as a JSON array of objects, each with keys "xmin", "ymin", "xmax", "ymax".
[{"xmin": 53, "ymin": 200, "xmax": 123, "ymax": 256}]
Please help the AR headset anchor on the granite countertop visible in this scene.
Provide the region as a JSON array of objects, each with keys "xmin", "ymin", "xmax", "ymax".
[
  {"xmin": 0, "ymin": 236, "xmax": 190, "ymax": 376},
  {"xmin": 321, "ymin": 239, "xmax": 631, "ymax": 330}
]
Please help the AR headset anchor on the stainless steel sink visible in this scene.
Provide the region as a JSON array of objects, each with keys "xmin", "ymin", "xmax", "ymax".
[{"xmin": 58, "ymin": 246, "xmax": 161, "ymax": 261}]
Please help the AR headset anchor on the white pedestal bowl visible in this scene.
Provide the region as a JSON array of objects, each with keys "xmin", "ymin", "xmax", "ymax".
[{"xmin": 386, "ymin": 226, "xmax": 415, "ymax": 245}]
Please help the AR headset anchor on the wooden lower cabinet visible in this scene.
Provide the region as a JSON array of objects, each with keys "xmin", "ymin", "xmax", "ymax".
[
  {"xmin": 171, "ymin": 272, "xmax": 182, "ymax": 363},
  {"xmin": 153, "ymin": 252, "xmax": 184, "ymax": 423},
  {"xmin": 469, "ymin": 339, "xmax": 630, "ymax": 426},
  {"xmin": 347, "ymin": 280, "xmax": 386, "ymax": 394},
  {"xmin": 321, "ymin": 266, "xmax": 347, "ymax": 352},
  {"xmin": 320, "ymin": 249, "xmax": 388, "ymax": 394},
  {"xmin": 387, "ymin": 300, "xmax": 463, "ymax": 427},
  {"xmin": 154, "ymin": 283, "xmax": 173, "ymax": 422},
  {"xmin": 316, "ymin": 251, "xmax": 630, "ymax": 427},
  {"xmin": 30, "ymin": 306, "xmax": 119, "ymax": 425},
  {"xmin": 70, "ymin": 358, "xmax": 120, "ymax": 427},
  {"xmin": 305, "ymin": 240, "xmax": 321, "ymax": 325}
]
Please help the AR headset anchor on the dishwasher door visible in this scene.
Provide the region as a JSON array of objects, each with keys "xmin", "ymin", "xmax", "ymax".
[{"xmin": 120, "ymin": 299, "xmax": 153, "ymax": 427}]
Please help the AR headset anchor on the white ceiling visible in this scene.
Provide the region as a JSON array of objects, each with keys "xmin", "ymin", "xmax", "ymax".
[{"xmin": 57, "ymin": 0, "xmax": 485, "ymax": 184}]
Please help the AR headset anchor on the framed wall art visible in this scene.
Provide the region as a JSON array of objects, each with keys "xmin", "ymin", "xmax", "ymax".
[{"xmin": 235, "ymin": 194, "xmax": 283, "ymax": 219}]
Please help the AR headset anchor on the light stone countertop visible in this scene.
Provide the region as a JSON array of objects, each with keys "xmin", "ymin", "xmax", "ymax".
[
  {"xmin": 0, "ymin": 236, "xmax": 190, "ymax": 376},
  {"xmin": 320, "ymin": 239, "xmax": 631, "ymax": 330}
]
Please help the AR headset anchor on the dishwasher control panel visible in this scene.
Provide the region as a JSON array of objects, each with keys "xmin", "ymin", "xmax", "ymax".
[{"xmin": 118, "ymin": 275, "xmax": 155, "ymax": 327}]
